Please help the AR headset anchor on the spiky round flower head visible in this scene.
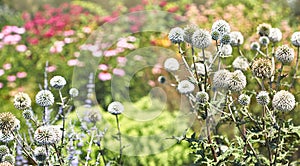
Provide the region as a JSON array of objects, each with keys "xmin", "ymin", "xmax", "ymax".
[
  {"xmin": 192, "ymin": 29, "xmax": 212, "ymax": 49},
  {"xmin": 164, "ymin": 58, "xmax": 180, "ymax": 72},
  {"xmin": 218, "ymin": 44, "xmax": 232, "ymax": 58},
  {"xmin": 227, "ymin": 70, "xmax": 247, "ymax": 92},
  {"xmin": 291, "ymin": 32, "xmax": 300, "ymax": 47},
  {"xmin": 259, "ymin": 36, "xmax": 270, "ymax": 46},
  {"xmin": 272, "ymin": 90, "xmax": 295, "ymax": 112},
  {"xmin": 0, "ymin": 132, "xmax": 13, "ymax": 143},
  {"xmin": 34, "ymin": 146, "xmax": 47, "ymax": 162},
  {"xmin": 269, "ymin": 28, "xmax": 282, "ymax": 43},
  {"xmin": 35, "ymin": 90, "xmax": 54, "ymax": 107},
  {"xmin": 177, "ymin": 80, "xmax": 195, "ymax": 94},
  {"xmin": 0, "ymin": 162, "xmax": 12, "ymax": 166},
  {"xmin": 256, "ymin": 91, "xmax": 270, "ymax": 105},
  {"xmin": 168, "ymin": 27, "xmax": 184, "ymax": 44},
  {"xmin": 232, "ymin": 56, "xmax": 249, "ymax": 71},
  {"xmin": 13, "ymin": 92, "xmax": 31, "ymax": 110},
  {"xmin": 251, "ymin": 58, "xmax": 273, "ymax": 78},
  {"xmin": 211, "ymin": 20, "xmax": 231, "ymax": 36},
  {"xmin": 22, "ymin": 109, "xmax": 33, "ymax": 120},
  {"xmin": 108, "ymin": 101, "xmax": 124, "ymax": 115},
  {"xmin": 191, "ymin": 63, "xmax": 207, "ymax": 75},
  {"xmin": 211, "ymin": 30, "xmax": 220, "ymax": 40},
  {"xmin": 220, "ymin": 34, "xmax": 231, "ymax": 45},
  {"xmin": 275, "ymin": 45, "xmax": 294, "ymax": 64},
  {"xmin": 257, "ymin": 23, "xmax": 272, "ymax": 36},
  {"xmin": 1, "ymin": 154, "xmax": 14, "ymax": 165},
  {"xmin": 250, "ymin": 42, "xmax": 260, "ymax": 51},
  {"xmin": 183, "ymin": 24, "xmax": 198, "ymax": 44},
  {"xmin": 50, "ymin": 76, "xmax": 66, "ymax": 90},
  {"xmin": 0, "ymin": 145, "xmax": 9, "ymax": 158},
  {"xmin": 238, "ymin": 94, "xmax": 251, "ymax": 106},
  {"xmin": 230, "ymin": 31, "xmax": 244, "ymax": 46},
  {"xmin": 158, "ymin": 76, "xmax": 166, "ymax": 84},
  {"xmin": 0, "ymin": 112, "xmax": 19, "ymax": 134},
  {"xmin": 34, "ymin": 125, "xmax": 62, "ymax": 145},
  {"xmin": 69, "ymin": 88, "xmax": 79, "ymax": 98},
  {"xmin": 213, "ymin": 69, "xmax": 231, "ymax": 89},
  {"xmin": 196, "ymin": 91, "xmax": 209, "ymax": 104}
]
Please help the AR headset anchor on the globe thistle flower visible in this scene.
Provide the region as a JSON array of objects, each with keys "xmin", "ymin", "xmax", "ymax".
[
  {"xmin": 168, "ymin": 27, "xmax": 184, "ymax": 44},
  {"xmin": 272, "ymin": 90, "xmax": 295, "ymax": 112},
  {"xmin": 213, "ymin": 69, "xmax": 231, "ymax": 89},
  {"xmin": 192, "ymin": 29, "xmax": 212, "ymax": 49},
  {"xmin": 158, "ymin": 76, "xmax": 166, "ymax": 84},
  {"xmin": 269, "ymin": 28, "xmax": 282, "ymax": 43},
  {"xmin": 211, "ymin": 30, "xmax": 220, "ymax": 40},
  {"xmin": 257, "ymin": 23, "xmax": 272, "ymax": 36},
  {"xmin": 22, "ymin": 109, "xmax": 33, "ymax": 120},
  {"xmin": 34, "ymin": 146, "xmax": 47, "ymax": 162},
  {"xmin": 107, "ymin": 101, "xmax": 124, "ymax": 115},
  {"xmin": 275, "ymin": 45, "xmax": 294, "ymax": 64},
  {"xmin": 34, "ymin": 125, "xmax": 62, "ymax": 145},
  {"xmin": 238, "ymin": 94, "xmax": 251, "ymax": 106},
  {"xmin": 50, "ymin": 76, "xmax": 66, "ymax": 90},
  {"xmin": 250, "ymin": 42, "xmax": 260, "ymax": 51},
  {"xmin": 177, "ymin": 80, "xmax": 195, "ymax": 94},
  {"xmin": 196, "ymin": 91, "xmax": 209, "ymax": 104},
  {"xmin": 0, "ymin": 112, "xmax": 19, "ymax": 134},
  {"xmin": 191, "ymin": 63, "xmax": 207, "ymax": 75},
  {"xmin": 87, "ymin": 109, "xmax": 102, "ymax": 123},
  {"xmin": 0, "ymin": 145, "xmax": 9, "ymax": 158},
  {"xmin": 164, "ymin": 58, "xmax": 180, "ymax": 72},
  {"xmin": 35, "ymin": 90, "xmax": 55, "ymax": 107},
  {"xmin": 227, "ymin": 70, "xmax": 247, "ymax": 92},
  {"xmin": 251, "ymin": 58, "xmax": 273, "ymax": 78},
  {"xmin": 259, "ymin": 36, "xmax": 270, "ymax": 46},
  {"xmin": 0, "ymin": 132, "xmax": 13, "ymax": 143},
  {"xmin": 13, "ymin": 92, "xmax": 31, "ymax": 110},
  {"xmin": 232, "ymin": 56, "xmax": 249, "ymax": 71},
  {"xmin": 211, "ymin": 20, "xmax": 231, "ymax": 36},
  {"xmin": 220, "ymin": 34, "xmax": 231, "ymax": 45},
  {"xmin": 256, "ymin": 91, "xmax": 270, "ymax": 105},
  {"xmin": 69, "ymin": 88, "xmax": 79, "ymax": 98},
  {"xmin": 230, "ymin": 31, "xmax": 244, "ymax": 46},
  {"xmin": 0, "ymin": 162, "xmax": 12, "ymax": 166},
  {"xmin": 183, "ymin": 24, "xmax": 198, "ymax": 44},
  {"xmin": 291, "ymin": 31, "xmax": 300, "ymax": 47},
  {"xmin": 218, "ymin": 44, "xmax": 232, "ymax": 58},
  {"xmin": 1, "ymin": 154, "xmax": 14, "ymax": 165}
]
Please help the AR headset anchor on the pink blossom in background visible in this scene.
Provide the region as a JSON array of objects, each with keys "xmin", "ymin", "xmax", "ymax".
[
  {"xmin": 3, "ymin": 35, "xmax": 21, "ymax": 45},
  {"xmin": 82, "ymin": 27, "xmax": 91, "ymax": 34},
  {"xmin": 98, "ymin": 72, "xmax": 111, "ymax": 81},
  {"xmin": 134, "ymin": 55, "xmax": 143, "ymax": 61},
  {"xmin": 64, "ymin": 30, "xmax": 75, "ymax": 36},
  {"xmin": 0, "ymin": 33, "xmax": 4, "ymax": 39},
  {"xmin": 92, "ymin": 51, "xmax": 102, "ymax": 57},
  {"xmin": 7, "ymin": 75, "xmax": 16, "ymax": 82},
  {"xmin": 87, "ymin": 45, "xmax": 98, "ymax": 52},
  {"xmin": 148, "ymin": 80, "xmax": 156, "ymax": 87},
  {"xmin": 98, "ymin": 64, "xmax": 108, "ymax": 71},
  {"xmin": 27, "ymin": 37, "xmax": 39, "ymax": 45},
  {"xmin": 104, "ymin": 50, "xmax": 118, "ymax": 57},
  {"xmin": 0, "ymin": 82, "xmax": 3, "ymax": 89},
  {"xmin": 16, "ymin": 72, "xmax": 27, "ymax": 78},
  {"xmin": 0, "ymin": 69, "xmax": 4, "ymax": 76},
  {"xmin": 3, "ymin": 63, "xmax": 11, "ymax": 70},
  {"xmin": 67, "ymin": 59, "xmax": 79, "ymax": 66},
  {"xmin": 50, "ymin": 41, "xmax": 65, "ymax": 53},
  {"xmin": 12, "ymin": 27, "xmax": 25, "ymax": 34},
  {"xmin": 47, "ymin": 65, "xmax": 57, "ymax": 72},
  {"xmin": 64, "ymin": 37, "xmax": 74, "ymax": 44},
  {"xmin": 79, "ymin": 44, "xmax": 92, "ymax": 50},
  {"xmin": 2, "ymin": 26, "xmax": 12, "ymax": 35},
  {"xmin": 16, "ymin": 45, "xmax": 27, "ymax": 52},
  {"xmin": 117, "ymin": 56, "xmax": 127, "ymax": 66},
  {"xmin": 117, "ymin": 39, "xmax": 135, "ymax": 49},
  {"xmin": 127, "ymin": 36, "xmax": 136, "ymax": 42},
  {"xmin": 113, "ymin": 68, "xmax": 125, "ymax": 76},
  {"xmin": 74, "ymin": 52, "xmax": 80, "ymax": 57},
  {"xmin": 152, "ymin": 64, "xmax": 162, "ymax": 74}
]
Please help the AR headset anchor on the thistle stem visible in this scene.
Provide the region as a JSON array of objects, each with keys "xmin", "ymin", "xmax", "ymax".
[
  {"xmin": 290, "ymin": 46, "xmax": 300, "ymax": 88},
  {"xmin": 116, "ymin": 115, "xmax": 123, "ymax": 165},
  {"xmin": 192, "ymin": 46, "xmax": 202, "ymax": 91},
  {"xmin": 275, "ymin": 63, "xmax": 284, "ymax": 91}
]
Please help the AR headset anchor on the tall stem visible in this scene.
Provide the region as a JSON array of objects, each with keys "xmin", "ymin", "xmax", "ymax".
[
  {"xmin": 291, "ymin": 46, "xmax": 300, "ymax": 88},
  {"xmin": 202, "ymin": 48, "xmax": 208, "ymax": 92},
  {"xmin": 276, "ymin": 63, "xmax": 284, "ymax": 91},
  {"xmin": 84, "ymin": 130, "xmax": 95, "ymax": 166},
  {"xmin": 59, "ymin": 90, "xmax": 65, "ymax": 147},
  {"xmin": 192, "ymin": 47, "xmax": 202, "ymax": 91},
  {"xmin": 116, "ymin": 115, "xmax": 123, "ymax": 165}
]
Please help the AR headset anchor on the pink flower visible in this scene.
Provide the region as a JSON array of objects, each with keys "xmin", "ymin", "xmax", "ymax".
[
  {"xmin": 152, "ymin": 64, "xmax": 162, "ymax": 74},
  {"xmin": 74, "ymin": 52, "xmax": 80, "ymax": 57},
  {"xmin": 113, "ymin": 68, "xmax": 125, "ymax": 76},
  {"xmin": 82, "ymin": 27, "xmax": 91, "ymax": 34},
  {"xmin": 3, "ymin": 35, "xmax": 21, "ymax": 45},
  {"xmin": 127, "ymin": 36, "xmax": 136, "ymax": 42},
  {"xmin": 67, "ymin": 59, "xmax": 79, "ymax": 66},
  {"xmin": 64, "ymin": 30, "xmax": 75, "ymax": 36},
  {"xmin": 0, "ymin": 33, "xmax": 4, "ymax": 39},
  {"xmin": 167, "ymin": 6, "xmax": 179, "ymax": 13},
  {"xmin": 47, "ymin": 65, "xmax": 57, "ymax": 72},
  {"xmin": 98, "ymin": 64, "xmax": 108, "ymax": 71},
  {"xmin": 92, "ymin": 51, "xmax": 102, "ymax": 57},
  {"xmin": 0, "ymin": 82, "xmax": 3, "ymax": 89},
  {"xmin": 16, "ymin": 45, "xmax": 27, "ymax": 52},
  {"xmin": 98, "ymin": 72, "xmax": 111, "ymax": 81},
  {"xmin": 0, "ymin": 69, "xmax": 4, "ymax": 76},
  {"xmin": 104, "ymin": 50, "xmax": 118, "ymax": 57},
  {"xmin": 148, "ymin": 80, "xmax": 156, "ymax": 87},
  {"xmin": 2, "ymin": 26, "xmax": 12, "ymax": 35},
  {"xmin": 64, "ymin": 37, "xmax": 74, "ymax": 44},
  {"xmin": 16, "ymin": 72, "xmax": 27, "ymax": 78},
  {"xmin": 7, "ymin": 75, "xmax": 16, "ymax": 82},
  {"xmin": 12, "ymin": 26, "xmax": 25, "ymax": 34},
  {"xmin": 27, "ymin": 38, "xmax": 39, "ymax": 45},
  {"xmin": 117, "ymin": 57, "xmax": 127, "ymax": 65},
  {"xmin": 3, "ymin": 63, "xmax": 11, "ymax": 70}
]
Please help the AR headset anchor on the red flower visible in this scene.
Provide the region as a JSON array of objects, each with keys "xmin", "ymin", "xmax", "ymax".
[
  {"xmin": 167, "ymin": 6, "xmax": 179, "ymax": 13},
  {"xmin": 159, "ymin": 1, "xmax": 167, "ymax": 7}
]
